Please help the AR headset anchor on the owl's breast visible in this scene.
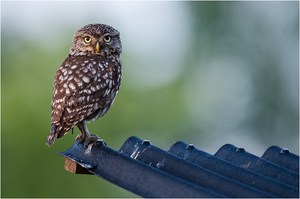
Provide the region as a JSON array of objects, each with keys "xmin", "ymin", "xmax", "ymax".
[{"xmin": 79, "ymin": 56, "xmax": 122, "ymax": 121}]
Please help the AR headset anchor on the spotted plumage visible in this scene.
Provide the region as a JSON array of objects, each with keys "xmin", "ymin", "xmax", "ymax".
[{"xmin": 46, "ymin": 24, "xmax": 122, "ymax": 147}]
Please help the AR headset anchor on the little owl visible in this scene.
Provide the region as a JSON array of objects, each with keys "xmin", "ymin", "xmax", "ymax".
[{"xmin": 46, "ymin": 23, "xmax": 122, "ymax": 147}]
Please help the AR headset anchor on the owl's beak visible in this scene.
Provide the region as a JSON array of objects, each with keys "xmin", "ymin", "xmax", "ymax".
[{"xmin": 95, "ymin": 42, "xmax": 100, "ymax": 53}]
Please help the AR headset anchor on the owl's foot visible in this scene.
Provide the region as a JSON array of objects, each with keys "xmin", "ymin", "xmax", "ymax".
[
  {"xmin": 76, "ymin": 121, "xmax": 106, "ymax": 150},
  {"xmin": 76, "ymin": 133, "xmax": 106, "ymax": 148}
]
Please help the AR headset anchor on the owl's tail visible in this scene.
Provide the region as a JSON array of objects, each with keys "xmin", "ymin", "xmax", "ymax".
[{"xmin": 46, "ymin": 124, "xmax": 58, "ymax": 146}]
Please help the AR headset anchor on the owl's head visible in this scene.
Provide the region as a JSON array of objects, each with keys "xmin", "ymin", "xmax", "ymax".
[{"xmin": 69, "ymin": 24, "xmax": 121, "ymax": 57}]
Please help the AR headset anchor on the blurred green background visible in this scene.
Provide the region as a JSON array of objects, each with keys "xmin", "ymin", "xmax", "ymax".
[{"xmin": 2, "ymin": 1, "xmax": 299, "ymax": 197}]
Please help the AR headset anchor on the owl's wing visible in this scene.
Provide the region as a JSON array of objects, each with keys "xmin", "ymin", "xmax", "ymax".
[
  {"xmin": 51, "ymin": 58, "xmax": 71, "ymax": 125},
  {"xmin": 47, "ymin": 58, "xmax": 73, "ymax": 145}
]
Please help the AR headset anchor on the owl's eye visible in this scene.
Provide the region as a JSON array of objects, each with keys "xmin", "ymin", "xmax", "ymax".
[
  {"xmin": 84, "ymin": 36, "xmax": 92, "ymax": 43},
  {"xmin": 103, "ymin": 35, "xmax": 111, "ymax": 43}
]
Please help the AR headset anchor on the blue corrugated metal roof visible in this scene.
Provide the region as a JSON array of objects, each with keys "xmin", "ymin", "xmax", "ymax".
[{"xmin": 60, "ymin": 136, "xmax": 299, "ymax": 198}]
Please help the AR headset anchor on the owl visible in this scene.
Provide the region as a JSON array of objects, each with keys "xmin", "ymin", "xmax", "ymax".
[{"xmin": 46, "ymin": 24, "xmax": 122, "ymax": 147}]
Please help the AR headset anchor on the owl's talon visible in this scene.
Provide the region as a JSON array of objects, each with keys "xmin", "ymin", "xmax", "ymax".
[{"xmin": 98, "ymin": 139, "xmax": 107, "ymax": 146}]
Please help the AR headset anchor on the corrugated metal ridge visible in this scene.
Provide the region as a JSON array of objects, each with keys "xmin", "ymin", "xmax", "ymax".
[{"xmin": 60, "ymin": 136, "xmax": 299, "ymax": 198}]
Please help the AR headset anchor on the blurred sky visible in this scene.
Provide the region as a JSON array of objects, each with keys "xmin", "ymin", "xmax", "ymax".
[{"xmin": 1, "ymin": 1, "xmax": 299, "ymax": 197}]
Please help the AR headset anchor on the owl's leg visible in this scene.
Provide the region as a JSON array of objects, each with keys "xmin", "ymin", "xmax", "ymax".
[{"xmin": 76, "ymin": 121, "xmax": 106, "ymax": 148}]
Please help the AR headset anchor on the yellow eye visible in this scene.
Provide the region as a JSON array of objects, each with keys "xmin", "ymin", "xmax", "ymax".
[
  {"xmin": 103, "ymin": 35, "xmax": 111, "ymax": 43},
  {"xmin": 84, "ymin": 36, "xmax": 92, "ymax": 43}
]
